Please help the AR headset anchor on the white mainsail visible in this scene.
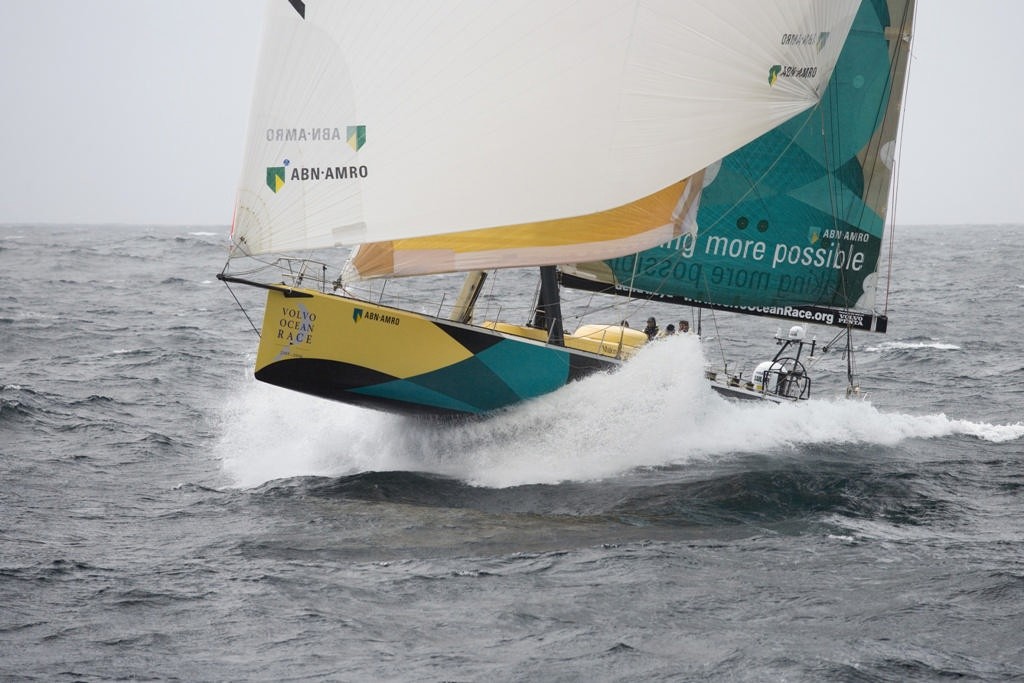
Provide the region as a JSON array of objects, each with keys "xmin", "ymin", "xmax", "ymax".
[{"xmin": 231, "ymin": 0, "xmax": 861, "ymax": 273}]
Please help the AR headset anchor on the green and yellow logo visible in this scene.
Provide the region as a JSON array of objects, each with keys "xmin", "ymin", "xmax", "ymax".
[
  {"xmin": 266, "ymin": 166, "xmax": 286, "ymax": 193},
  {"xmin": 352, "ymin": 308, "xmax": 363, "ymax": 323},
  {"xmin": 768, "ymin": 64, "xmax": 818, "ymax": 86},
  {"xmin": 347, "ymin": 125, "xmax": 366, "ymax": 152}
]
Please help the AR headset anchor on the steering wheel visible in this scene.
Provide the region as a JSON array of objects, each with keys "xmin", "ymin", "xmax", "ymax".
[{"xmin": 770, "ymin": 357, "xmax": 810, "ymax": 399}]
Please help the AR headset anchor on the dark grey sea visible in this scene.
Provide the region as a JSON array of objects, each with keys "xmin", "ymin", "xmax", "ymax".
[{"xmin": 1, "ymin": 223, "xmax": 1022, "ymax": 681}]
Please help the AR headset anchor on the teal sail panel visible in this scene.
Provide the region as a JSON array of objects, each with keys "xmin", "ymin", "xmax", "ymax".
[{"xmin": 562, "ymin": 0, "xmax": 915, "ymax": 333}]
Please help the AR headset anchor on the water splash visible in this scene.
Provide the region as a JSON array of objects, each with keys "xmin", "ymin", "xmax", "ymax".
[
  {"xmin": 215, "ymin": 335, "xmax": 1022, "ymax": 489},
  {"xmin": 864, "ymin": 340, "xmax": 961, "ymax": 352}
]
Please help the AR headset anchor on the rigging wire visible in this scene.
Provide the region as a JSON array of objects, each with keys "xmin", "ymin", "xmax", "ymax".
[
  {"xmin": 884, "ymin": 1, "xmax": 918, "ymax": 317},
  {"xmin": 819, "ymin": 64, "xmax": 854, "ymax": 315},
  {"xmin": 816, "ymin": 63, "xmax": 860, "ymax": 394},
  {"xmin": 221, "ymin": 279, "xmax": 262, "ymax": 338},
  {"xmin": 703, "ymin": 307, "xmax": 730, "ymax": 375}
]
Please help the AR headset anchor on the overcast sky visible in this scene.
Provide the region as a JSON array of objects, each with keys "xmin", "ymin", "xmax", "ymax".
[{"xmin": 1, "ymin": 1, "xmax": 1021, "ymax": 227}]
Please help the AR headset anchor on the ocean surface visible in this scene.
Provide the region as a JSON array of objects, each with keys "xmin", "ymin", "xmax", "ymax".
[{"xmin": 1, "ymin": 223, "xmax": 1023, "ymax": 681}]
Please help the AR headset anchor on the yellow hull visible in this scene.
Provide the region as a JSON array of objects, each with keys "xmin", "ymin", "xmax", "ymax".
[{"xmin": 253, "ymin": 287, "xmax": 636, "ymax": 416}]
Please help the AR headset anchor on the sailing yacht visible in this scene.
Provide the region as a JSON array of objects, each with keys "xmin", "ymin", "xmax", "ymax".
[{"xmin": 220, "ymin": 0, "xmax": 915, "ymax": 416}]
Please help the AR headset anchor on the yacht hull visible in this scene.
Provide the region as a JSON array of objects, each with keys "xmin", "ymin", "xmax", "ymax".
[{"xmin": 253, "ymin": 287, "xmax": 622, "ymax": 417}]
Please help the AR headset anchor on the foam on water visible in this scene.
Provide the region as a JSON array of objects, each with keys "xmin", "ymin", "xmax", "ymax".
[
  {"xmin": 216, "ymin": 334, "xmax": 1024, "ymax": 489},
  {"xmin": 864, "ymin": 340, "xmax": 961, "ymax": 352}
]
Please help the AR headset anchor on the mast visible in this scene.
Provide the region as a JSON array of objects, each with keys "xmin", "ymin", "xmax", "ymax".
[{"xmin": 531, "ymin": 266, "xmax": 565, "ymax": 346}]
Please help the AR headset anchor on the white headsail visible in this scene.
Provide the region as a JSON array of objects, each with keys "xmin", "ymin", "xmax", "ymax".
[{"xmin": 232, "ymin": 0, "xmax": 861, "ymax": 274}]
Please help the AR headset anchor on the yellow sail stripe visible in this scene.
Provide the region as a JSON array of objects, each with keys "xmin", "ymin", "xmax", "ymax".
[{"xmin": 352, "ymin": 178, "xmax": 690, "ymax": 278}]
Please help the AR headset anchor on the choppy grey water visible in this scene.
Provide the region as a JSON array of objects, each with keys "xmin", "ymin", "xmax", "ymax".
[{"xmin": 1, "ymin": 223, "xmax": 1023, "ymax": 681}]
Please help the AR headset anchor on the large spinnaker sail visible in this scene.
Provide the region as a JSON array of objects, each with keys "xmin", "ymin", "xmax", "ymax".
[
  {"xmin": 562, "ymin": 0, "xmax": 916, "ymax": 332},
  {"xmin": 231, "ymin": 0, "xmax": 861, "ymax": 273}
]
